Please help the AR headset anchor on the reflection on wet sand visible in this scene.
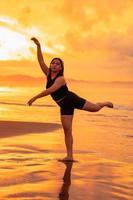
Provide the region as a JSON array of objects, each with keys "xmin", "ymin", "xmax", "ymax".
[
  {"xmin": 59, "ymin": 162, "xmax": 73, "ymax": 200},
  {"xmin": 0, "ymin": 83, "xmax": 133, "ymax": 199}
]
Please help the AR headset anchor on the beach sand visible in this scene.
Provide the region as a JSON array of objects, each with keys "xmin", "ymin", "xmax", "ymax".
[
  {"xmin": 0, "ymin": 119, "xmax": 133, "ymax": 200},
  {"xmin": 0, "ymin": 83, "xmax": 133, "ymax": 199},
  {"xmin": 0, "ymin": 120, "xmax": 61, "ymax": 138}
]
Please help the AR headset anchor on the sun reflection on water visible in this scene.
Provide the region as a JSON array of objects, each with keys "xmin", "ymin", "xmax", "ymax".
[{"xmin": 0, "ymin": 87, "xmax": 18, "ymax": 92}]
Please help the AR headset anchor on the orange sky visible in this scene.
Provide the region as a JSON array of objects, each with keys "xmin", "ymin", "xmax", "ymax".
[{"xmin": 0, "ymin": 0, "xmax": 133, "ymax": 81}]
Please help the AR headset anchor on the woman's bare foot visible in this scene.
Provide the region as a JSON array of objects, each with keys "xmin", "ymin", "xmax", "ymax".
[
  {"xmin": 58, "ymin": 156, "xmax": 76, "ymax": 162},
  {"xmin": 106, "ymin": 102, "xmax": 113, "ymax": 108}
]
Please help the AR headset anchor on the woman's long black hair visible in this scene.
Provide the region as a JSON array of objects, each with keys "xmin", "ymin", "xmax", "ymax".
[{"xmin": 49, "ymin": 57, "xmax": 64, "ymax": 76}]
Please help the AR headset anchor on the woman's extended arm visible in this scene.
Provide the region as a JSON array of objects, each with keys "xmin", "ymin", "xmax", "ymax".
[
  {"xmin": 27, "ymin": 77, "xmax": 65, "ymax": 106},
  {"xmin": 31, "ymin": 37, "xmax": 49, "ymax": 76}
]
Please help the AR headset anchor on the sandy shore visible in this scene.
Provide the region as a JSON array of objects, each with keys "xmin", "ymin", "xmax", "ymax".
[
  {"xmin": 0, "ymin": 120, "xmax": 61, "ymax": 138},
  {"xmin": 0, "ymin": 120, "xmax": 133, "ymax": 200}
]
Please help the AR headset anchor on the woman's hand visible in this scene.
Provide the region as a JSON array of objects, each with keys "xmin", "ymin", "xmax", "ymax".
[
  {"xmin": 27, "ymin": 96, "xmax": 37, "ymax": 106},
  {"xmin": 31, "ymin": 37, "xmax": 40, "ymax": 46}
]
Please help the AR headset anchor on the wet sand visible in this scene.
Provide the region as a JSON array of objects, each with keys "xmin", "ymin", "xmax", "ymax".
[
  {"xmin": 0, "ymin": 82, "xmax": 133, "ymax": 199},
  {"xmin": 0, "ymin": 120, "xmax": 61, "ymax": 137},
  {"xmin": 0, "ymin": 120, "xmax": 133, "ymax": 200}
]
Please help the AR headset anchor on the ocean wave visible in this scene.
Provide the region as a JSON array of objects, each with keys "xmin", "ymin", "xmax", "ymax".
[
  {"xmin": 114, "ymin": 104, "xmax": 133, "ymax": 111},
  {"xmin": 0, "ymin": 101, "xmax": 55, "ymax": 107}
]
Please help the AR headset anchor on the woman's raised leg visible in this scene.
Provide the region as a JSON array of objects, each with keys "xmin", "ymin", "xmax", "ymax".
[
  {"xmin": 82, "ymin": 100, "xmax": 113, "ymax": 112},
  {"xmin": 60, "ymin": 115, "xmax": 74, "ymax": 161}
]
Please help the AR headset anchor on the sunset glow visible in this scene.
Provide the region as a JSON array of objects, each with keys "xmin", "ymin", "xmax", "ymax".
[
  {"xmin": 0, "ymin": 26, "xmax": 32, "ymax": 60},
  {"xmin": 0, "ymin": 0, "xmax": 133, "ymax": 81},
  {"xmin": 0, "ymin": 87, "xmax": 18, "ymax": 93},
  {"xmin": 0, "ymin": 2, "xmax": 133, "ymax": 199}
]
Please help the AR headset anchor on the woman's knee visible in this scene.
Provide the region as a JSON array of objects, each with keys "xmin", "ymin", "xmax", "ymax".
[
  {"xmin": 61, "ymin": 115, "xmax": 73, "ymax": 131},
  {"xmin": 90, "ymin": 103, "xmax": 101, "ymax": 112},
  {"xmin": 63, "ymin": 125, "xmax": 72, "ymax": 133},
  {"xmin": 61, "ymin": 121, "xmax": 72, "ymax": 133},
  {"xmin": 82, "ymin": 101, "xmax": 101, "ymax": 112}
]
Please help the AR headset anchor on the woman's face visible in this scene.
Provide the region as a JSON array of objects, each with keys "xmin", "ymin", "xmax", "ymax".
[{"xmin": 50, "ymin": 59, "xmax": 62, "ymax": 72}]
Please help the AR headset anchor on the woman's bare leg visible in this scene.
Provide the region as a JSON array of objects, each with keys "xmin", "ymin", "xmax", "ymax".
[
  {"xmin": 82, "ymin": 100, "xmax": 113, "ymax": 112},
  {"xmin": 60, "ymin": 115, "xmax": 74, "ymax": 161}
]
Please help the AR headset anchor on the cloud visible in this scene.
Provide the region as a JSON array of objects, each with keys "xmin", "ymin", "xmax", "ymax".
[
  {"xmin": 55, "ymin": 1, "xmax": 132, "ymax": 47},
  {"xmin": 0, "ymin": 0, "xmax": 133, "ymax": 81}
]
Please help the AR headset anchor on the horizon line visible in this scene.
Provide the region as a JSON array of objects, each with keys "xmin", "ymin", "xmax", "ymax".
[{"xmin": 0, "ymin": 74, "xmax": 133, "ymax": 83}]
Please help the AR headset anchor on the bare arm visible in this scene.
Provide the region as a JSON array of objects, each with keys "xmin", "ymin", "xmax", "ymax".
[
  {"xmin": 27, "ymin": 77, "xmax": 65, "ymax": 106},
  {"xmin": 31, "ymin": 37, "xmax": 49, "ymax": 76}
]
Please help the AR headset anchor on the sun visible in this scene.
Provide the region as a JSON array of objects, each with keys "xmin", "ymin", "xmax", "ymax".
[
  {"xmin": 0, "ymin": 16, "xmax": 45, "ymax": 60},
  {"xmin": 0, "ymin": 26, "xmax": 33, "ymax": 60},
  {"xmin": 0, "ymin": 26, "xmax": 59, "ymax": 61},
  {"xmin": 0, "ymin": 15, "xmax": 65, "ymax": 62}
]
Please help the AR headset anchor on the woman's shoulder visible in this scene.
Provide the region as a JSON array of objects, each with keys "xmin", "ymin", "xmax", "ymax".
[
  {"xmin": 55, "ymin": 75, "xmax": 66, "ymax": 84},
  {"xmin": 56, "ymin": 75, "xmax": 65, "ymax": 80}
]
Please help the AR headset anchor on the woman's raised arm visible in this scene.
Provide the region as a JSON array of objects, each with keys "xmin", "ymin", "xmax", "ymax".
[{"xmin": 31, "ymin": 37, "xmax": 49, "ymax": 76}]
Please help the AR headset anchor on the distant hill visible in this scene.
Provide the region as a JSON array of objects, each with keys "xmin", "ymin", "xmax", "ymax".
[
  {"xmin": 0, "ymin": 75, "xmax": 45, "ymax": 87},
  {"xmin": 0, "ymin": 75, "xmax": 133, "ymax": 87}
]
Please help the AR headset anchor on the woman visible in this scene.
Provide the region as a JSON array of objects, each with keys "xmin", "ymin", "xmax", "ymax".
[{"xmin": 27, "ymin": 37, "xmax": 113, "ymax": 162}]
